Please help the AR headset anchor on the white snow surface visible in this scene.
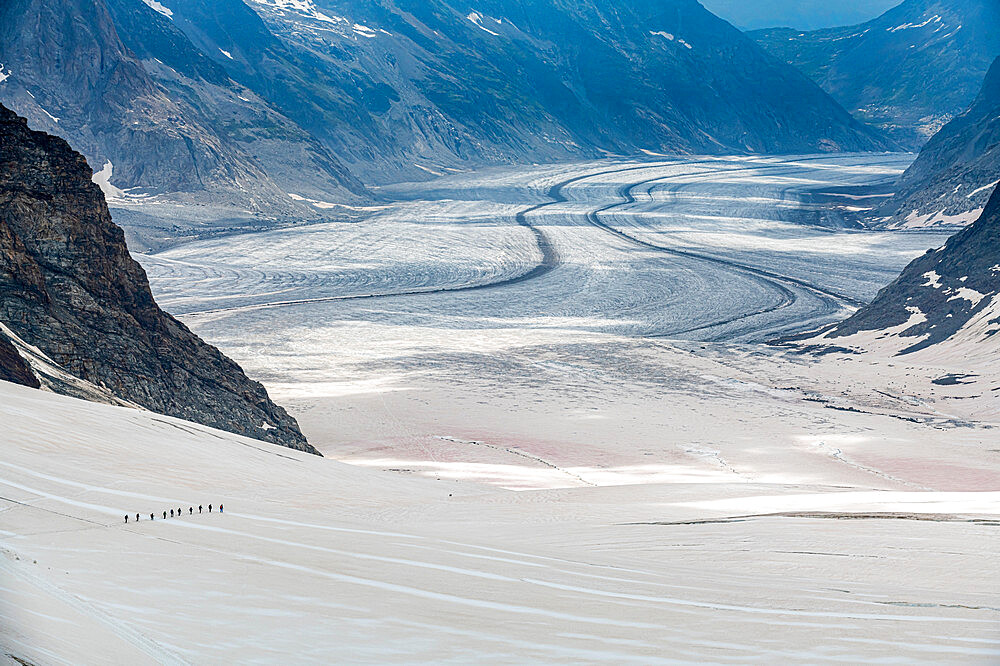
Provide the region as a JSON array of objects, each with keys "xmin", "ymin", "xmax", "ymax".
[
  {"xmin": 0, "ymin": 64, "xmax": 10, "ymax": 84},
  {"xmin": 2, "ymin": 369, "xmax": 999, "ymax": 663}
]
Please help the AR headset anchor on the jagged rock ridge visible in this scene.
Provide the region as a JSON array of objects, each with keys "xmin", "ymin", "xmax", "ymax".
[
  {"xmin": 872, "ymin": 56, "xmax": 1000, "ymax": 230},
  {"xmin": 0, "ymin": 104, "xmax": 316, "ymax": 453},
  {"xmin": 824, "ymin": 184, "xmax": 1000, "ymax": 354}
]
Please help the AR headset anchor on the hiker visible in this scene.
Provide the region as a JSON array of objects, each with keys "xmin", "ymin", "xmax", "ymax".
[
  {"xmin": 124, "ymin": 514, "xmax": 128, "ymax": 524},
  {"xmin": 189, "ymin": 507, "xmax": 193, "ymax": 515},
  {"xmin": 219, "ymin": 504, "xmax": 223, "ymax": 514},
  {"xmin": 199, "ymin": 505, "xmax": 202, "ymax": 514},
  {"xmin": 177, "ymin": 507, "xmax": 182, "ymax": 517},
  {"xmin": 163, "ymin": 511, "xmax": 167, "ymax": 519},
  {"xmin": 170, "ymin": 509, "xmax": 174, "ymax": 518},
  {"xmin": 208, "ymin": 504, "xmax": 212, "ymax": 513},
  {"xmin": 136, "ymin": 513, "xmax": 140, "ymax": 522},
  {"xmin": 150, "ymin": 513, "xmax": 154, "ymax": 521}
]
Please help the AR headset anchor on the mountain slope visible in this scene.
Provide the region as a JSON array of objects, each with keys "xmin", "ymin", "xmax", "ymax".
[
  {"xmin": 0, "ymin": 103, "xmax": 315, "ymax": 453},
  {"xmin": 820, "ymin": 184, "xmax": 1000, "ymax": 355},
  {"xmin": 751, "ymin": 0, "xmax": 1000, "ymax": 150},
  {"xmin": 700, "ymin": 0, "xmax": 899, "ymax": 31},
  {"xmin": 0, "ymin": 0, "xmax": 364, "ymax": 218},
  {"xmin": 153, "ymin": 0, "xmax": 890, "ymax": 183},
  {"xmin": 872, "ymin": 56, "xmax": 1000, "ymax": 229}
]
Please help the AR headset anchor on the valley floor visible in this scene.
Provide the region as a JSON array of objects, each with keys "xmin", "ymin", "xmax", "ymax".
[{"xmin": 3, "ymin": 154, "xmax": 999, "ymax": 663}]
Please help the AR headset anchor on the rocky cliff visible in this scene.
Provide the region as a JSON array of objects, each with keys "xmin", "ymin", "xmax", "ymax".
[
  {"xmin": 822, "ymin": 184, "xmax": 1000, "ymax": 354},
  {"xmin": 0, "ymin": 333, "xmax": 39, "ymax": 388},
  {"xmin": 0, "ymin": 104, "xmax": 316, "ymax": 453},
  {"xmin": 871, "ymin": 57, "xmax": 1000, "ymax": 230}
]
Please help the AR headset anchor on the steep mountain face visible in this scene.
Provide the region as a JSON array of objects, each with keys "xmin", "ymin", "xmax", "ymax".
[
  {"xmin": 872, "ymin": 57, "xmax": 1000, "ymax": 230},
  {"xmin": 822, "ymin": 184, "xmax": 1000, "ymax": 354},
  {"xmin": 149, "ymin": 0, "xmax": 890, "ymax": 182},
  {"xmin": 751, "ymin": 0, "xmax": 1000, "ymax": 150},
  {"xmin": 0, "ymin": 334, "xmax": 39, "ymax": 388},
  {"xmin": 0, "ymin": 104, "xmax": 316, "ymax": 453},
  {"xmin": 701, "ymin": 0, "xmax": 899, "ymax": 31},
  {"xmin": 0, "ymin": 0, "xmax": 364, "ymax": 217}
]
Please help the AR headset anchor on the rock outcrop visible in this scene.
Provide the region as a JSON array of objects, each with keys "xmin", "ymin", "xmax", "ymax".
[
  {"xmin": 0, "ymin": 333, "xmax": 38, "ymax": 388},
  {"xmin": 822, "ymin": 184, "xmax": 1000, "ymax": 354},
  {"xmin": 871, "ymin": 56, "xmax": 1000, "ymax": 230},
  {"xmin": 0, "ymin": 104, "xmax": 316, "ymax": 453}
]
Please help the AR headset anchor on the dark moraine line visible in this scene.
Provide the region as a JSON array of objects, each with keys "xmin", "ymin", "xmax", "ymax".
[
  {"xmin": 574, "ymin": 163, "xmax": 872, "ymax": 340},
  {"xmin": 179, "ymin": 163, "xmax": 672, "ymax": 317}
]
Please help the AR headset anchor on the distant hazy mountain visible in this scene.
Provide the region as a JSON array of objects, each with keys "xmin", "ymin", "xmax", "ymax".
[
  {"xmin": 0, "ymin": 0, "xmax": 890, "ymax": 205},
  {"xmin": 752, "ymin": 0, "xmax": 1000, "ymax": 149},
  {"xmin": 873, "ymin": 57, "xmax": 1000, "ymax": 229},
  {"xmin": 0, "ymin": 0, "xmax": 366, "ymax": 219},
  {"xmin": 823, "ymin": 184, "xmax": 1000, "ymax": 355},
  {"xmin": 701, "ymin": 0, "xmax": 899, "ymax": 31}
]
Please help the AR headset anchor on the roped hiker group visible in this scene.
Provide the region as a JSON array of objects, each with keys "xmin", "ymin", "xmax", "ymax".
[{"xmin": 124, "ymin": 503, "xmax": 223, "ymax": 523}]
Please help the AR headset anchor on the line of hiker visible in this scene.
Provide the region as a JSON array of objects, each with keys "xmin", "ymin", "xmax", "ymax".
[{"xmin": 124, "ymin": 503, "xmax": 223, "ymax": 523}]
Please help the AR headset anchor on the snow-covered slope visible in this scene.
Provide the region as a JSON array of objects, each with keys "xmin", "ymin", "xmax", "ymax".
[{"xmin": 2, "ymin": 375, "xmax": 999, "ymax": 662}]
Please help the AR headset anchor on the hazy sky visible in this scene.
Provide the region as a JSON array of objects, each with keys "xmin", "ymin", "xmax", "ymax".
[{"xmin": 700, "ymin": 0, "xmax": 902, "ymax": 31}]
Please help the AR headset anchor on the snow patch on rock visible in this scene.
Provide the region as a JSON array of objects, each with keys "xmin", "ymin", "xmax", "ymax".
[
  {"xmin": 887, "ymin": 15, "xmax": 941, "ymax": 32},
  {"xmin": 141, "ymin": 0, "xmax": 173, "ymax": 19},
  {"xmin": 466, "ymin": 11, "xmax": 501, "ymax": 36},
  {"xmin": 650, "ymin": 31, "xmax": 692, "ymax": 49},
  {"xmin": 92, "ymin": 161, "xmax": 126, "ymax": 201}
]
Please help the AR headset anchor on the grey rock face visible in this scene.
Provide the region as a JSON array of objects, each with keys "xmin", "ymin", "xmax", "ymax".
[
  {"xmin": 827, "ymin": 184, "xmax": 1000, "ymax": 353},
  {"xmin": 0, "ymin": 104, "xmax": 316, "ymax": 453},
  {"xmin": 0, "ymin": 0, "xmax": 365, "ymax": 218},
  {"xmin": 872, "ymin": 57, "xmax": 1000, "ymax": 229},
  {"xmin": 752, "ymin": 0, "xmax": 1000, "ymax": 150},
  {"xmin": 0, "ymin": 333, "xmax": 39, "ymax": 388}
]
